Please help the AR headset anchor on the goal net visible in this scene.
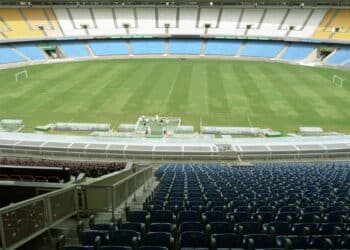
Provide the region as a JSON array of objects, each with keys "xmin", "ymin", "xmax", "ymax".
[
  {"xmin": 332, "ymin": 75, "xmax": 345, "ymax": 88},
  {"xmin": 15, "ymin": 70, "xmax": 28, "ymax": 82}
]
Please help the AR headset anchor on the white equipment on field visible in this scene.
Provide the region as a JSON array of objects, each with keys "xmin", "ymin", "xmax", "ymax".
[
  {"xmin": 15, "ymin": 70, "xmax": 28, "ymax": 82},
  {"xmin": 332, "ymin": 75, "xmax": 345, "ymax": 88}
]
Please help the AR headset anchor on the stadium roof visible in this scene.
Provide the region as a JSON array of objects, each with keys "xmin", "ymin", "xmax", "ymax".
[{"xmin": 2, "ymin": 0, "xmax": 350, "ymax": 6}]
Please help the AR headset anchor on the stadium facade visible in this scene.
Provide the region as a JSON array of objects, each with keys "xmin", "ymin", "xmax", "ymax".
[{"xmin": 0, "ymin": 1, "xmax": 350, "ymax": 250}]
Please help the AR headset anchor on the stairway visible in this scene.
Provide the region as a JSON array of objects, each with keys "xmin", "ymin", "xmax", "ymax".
[
  {"xmin": 165, "ymin": 39, "xmax": 170, "ymax": 55},
  {"xmin": 200, "ymin": 39, "xmax": 207, "ymax": 56},
  {"xmin": 216, "ymin": 8, "xmax": 223, "ymax": 28},
  {"xmin": 300, "ymin": 9, "xmax": 314, "ymax": 31},
  {"xmin": 323, "ymin": 9, "xmax": 338, "ymax": 32},
  {"xmin": 236, "ymin": 8, "xmax": 245, "ymax": 29},
  {"xmin": 278, "ymin": 9, "xmax": 290, "ymax": 30},
  {"xmin": 89, "ymin": 8, "xmax": 98, "ymax": 29},
  {"xmin": 236, "ymin": 41, "xmax": 246, "ymax": 57},
  {"xmin": 10, "ymin": 46, "xmax": 31, "ymax": 61},
  {"xmin": 126, "ymin": 40, "xmax": 133, "ymax": 56},
  {"xmin": 195, "ymin": 8, "xmax": 201, "ymax": 28},
  {"xmin": 275, "ymin": 44, "xmax": 290, "ymax": 60},
  {"xmin": 85, "ymin": 42, "xmax": 95, "ymax": 57},
  {"xmin": 257, "ymin": 9, "xmax": 267, "ymax": 29},
  {"xmin": 66, "ymin": 8, "xmax": 77, "ymax": 29}
]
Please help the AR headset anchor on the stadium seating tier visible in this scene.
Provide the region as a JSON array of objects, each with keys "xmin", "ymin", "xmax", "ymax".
[{"xmin": 64, "ymin": 162, "xmax": 350, "ymax": 250}]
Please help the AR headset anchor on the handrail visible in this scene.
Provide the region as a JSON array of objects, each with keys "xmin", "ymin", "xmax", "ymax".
[
  {"xmin": 0, "ymin": 166, "xmax": 154, "ymax": 250},
  {"xmin": 0, "ymin": 185, "xmax": 76, "ymax": 213},
  {"xmin": 80, "ymin": 167, "xmax": 153, "ymax": 221},
  {"xmin": 0, "ymin": 185, "xmax": 78, "ymax": 250}
]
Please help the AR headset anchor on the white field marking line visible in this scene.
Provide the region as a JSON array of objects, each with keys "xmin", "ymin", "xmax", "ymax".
[
  {"xmin": 247, "ymin": 117, "xmax": 253, "ymax": 128},
  {"xmin": 164, "ymin": 67, "xmax": 181, "ymax": 109}
]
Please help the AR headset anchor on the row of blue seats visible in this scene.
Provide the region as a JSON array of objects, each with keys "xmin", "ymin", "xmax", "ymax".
[
  {"xmin": 59, "ymin": 40, "xmax": 314, "ymax": 60},
  {"xmin": 59, "ymin": 231, "xmax": 350, "ymax": 250},
  {"xmin": 87, "ymin": 212, "xmax": 350, "ymax": 241},
  {"xmin": 1, "ymin": 40, "xmax": 349, "ymax": 65},
  {"xmin": 63, "ymin": 162, "xmax": 350, "ymax": 250},
  {"xmin": 0, "ymin": 44, "xmax": 46, "ymax": 63}
]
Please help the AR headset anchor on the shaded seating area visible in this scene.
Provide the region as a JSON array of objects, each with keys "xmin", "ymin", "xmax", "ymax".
[{"xmin": 0, "ymin": 157, "xmax": 126, "ymax": 178}]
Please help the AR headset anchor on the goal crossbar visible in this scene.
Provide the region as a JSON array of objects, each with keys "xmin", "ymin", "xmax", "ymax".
[
  {"xmin": 332, "ymin": 75, "xmax": 345, "ymax": 88},
  {"xmin": 15, "ymin": 70, "xmax": 28, "ymax": 82}
]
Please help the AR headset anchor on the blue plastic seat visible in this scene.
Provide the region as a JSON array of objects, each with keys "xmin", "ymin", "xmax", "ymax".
[
  {"xmin": 150, "ymin": 210, "xmax": 175, "ymax": 224},
  {"xmin": 127, "ymin": 210, "xmax": 149, "ymax": 224},
  {"xmin": 202, "ymin": 211, "xmax": 225, "ymax": 224},
  {"xmin": 278, "ymin": 205, "xmax": 300, "ymax": 213},
  {"xmin": 339, "ymin": 235, "xmax": 350, "ymax": 249},
  {"xmin": 211, "ymin": 233, "xmax": 242, "ymax": 249},
  {"xmin": 276, "ymin": 235, "xmax": 310, "ymax": 249},
  {"xmin": 233, "ymin": 206, "xmax": 251, "ymax": 213},
  {"xmin": 141, "ymin": 232, "xmax": 173, "ymax": 249},
  {"xmin": 276, "ymin": 212, "xmax": 299, "ymax": 222},
  {"xmin": 318, "ymin": 223, "xmax": 345, "ymax": 235},
  {"xmin": 139, "ymin": 247, "xmax": 168, "ymax": 250},
  {"xmin": 291, "ymin": 223, "xmax": 319, "ymax": 235},
  {"xmin": 178, "ymin": 211, "xmax": 201, "ymax": 224},
  {"xmin": 80, "ymin": 230, "xmax": 109, "ymax": 245},
  {"xmin": 235, "ymin": 222, "xmax": 261, "ymax": 235},
  {"xmin": 252, "ymin": 212, "xmax": 275, "ymax": 223},
  {"xmin": 206, "ymin": 222, "xmax": 231, "ymax": 234},
  {"xmin": 108, "ymin": 229, "xmax": 140, "ymax": 247},
  {"xmin": 309, "ymin": 235, "xmax": 341, "ymax": 249},
  {"xmin": 118, "ymin": 222, "xmax": 144, "ymax": 233},
  {"xmin": 302, "ymin": 205, "xmax": 323, "ymax": 214},
  {"xmin": 257, "ymin": 206, "xmax": 275, "ymax": 214},
  {"xmin": 243, "ymin": 234, "xmax": 275, "ymax": 249},
  {"xmin": 323, "ymin": 211, "xmax": 347, "ymax": 223},
  {"xmin": 179, "ymin": 222, "xmax": 203, "ymax": 233},
  {"xmin": 228, "ymin": 212, "xmax": 250, "ymax": 223},
  {"xmin": 149, "ymin": 223, "xmax": 173, "ymax": 234},
  {"xmin": 180, "ymin": 231, "xmax": 208, "ymax": 248},
  {"xmin": 263, "ymin": 221, "xmax": 291, "ymax": 235},
  {"xmin": 299, "ymin": 212, "xmax": 321, "ymax": 223}
]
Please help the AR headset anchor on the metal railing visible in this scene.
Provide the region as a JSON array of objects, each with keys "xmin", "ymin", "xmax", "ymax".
[
  {"xmin": 81, "ymin": 167, "xmax": 153, "ymax": 221},
  {"xmin": 0, "ymin": 186, "xmax": 78, "ymax": 250},
  {"xmin": 0, "ymin": 167, "xmax": 153, "ymax": 250}
]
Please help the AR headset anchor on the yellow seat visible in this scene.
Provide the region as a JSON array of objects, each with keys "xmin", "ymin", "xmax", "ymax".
[
  {"xmin": 326, "ymin": 10, "xmax": 350, "ymax": 33},
  {"xmin": 0, "ymin": 8, "xmax": 44, "ymax": 39},
  {"xmin": 314, "ymin": 9, "xmax": 350, "ymax": 41},
  {"xmin": 313, "ymin": 9, "xmax": 335, "ymax": 39},
  {"xmin": 22, "ymin": 8, "xmax": 63, "ymax": 37},
  {"xmin": 333, "ymin": 32, "xmax": 350, "ymax": 40},
  {"xmin": 313, "ymin": 30, "xmax": 331, "ymax": 39}
]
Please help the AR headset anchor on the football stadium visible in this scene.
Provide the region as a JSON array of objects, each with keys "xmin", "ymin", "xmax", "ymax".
[{"xmin": 1, "ymin": 0, "xmax": 350, "ymax": 249}]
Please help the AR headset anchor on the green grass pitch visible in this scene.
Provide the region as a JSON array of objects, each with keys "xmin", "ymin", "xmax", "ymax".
[{"xmin": 0, "ymin": 58, "xmax": 350, "ymax": 134}]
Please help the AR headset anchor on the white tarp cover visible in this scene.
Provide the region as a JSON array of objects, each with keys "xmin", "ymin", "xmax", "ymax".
[
  {"xmin": 0, "ymin": 119, "xmax": 23, "ymax": 125},
  {"xmin": 118, "ymin": 124, "xmax": 137, "ymax": 132},
  {"xmin": 201, "ymin": 126, "xmax": 262, "ymax": 135},
  {"xmin": 175, "ymin": 126, "xmax": 194, "ymax": 133},
  {"xmin": 300, "ymin": 127, "xmax": 323, "ymax": 135},
  {"xmin": 53, "ymin": 122, "xmax": 110, "ymax": 131}
]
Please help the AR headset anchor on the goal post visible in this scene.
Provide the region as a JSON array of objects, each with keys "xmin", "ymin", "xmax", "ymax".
[
  {"xmin": 15, "ymin": 70, "xmax": 28, "ymax": 82},
  {"xmin": 332, "ymin": 75, "xmax": 345, "ymax": 88}
]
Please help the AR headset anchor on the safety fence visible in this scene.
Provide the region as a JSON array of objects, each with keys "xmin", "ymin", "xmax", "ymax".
[
  {"xmin": 0, "ymin": 166, "xmax": 153, "ymax": 250},
  {"xmin": 0, "ymin": 186, "xmax": 77, "ymax": 250},
  {"xmin": 81, "ymin": 167, "xmax": 153, "ymax": 221}
]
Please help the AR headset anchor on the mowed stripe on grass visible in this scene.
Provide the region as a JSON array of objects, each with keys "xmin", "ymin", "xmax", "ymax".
[{"xmin": 0, "ymin": 58, "xmax": 349, "ymax": 133}]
